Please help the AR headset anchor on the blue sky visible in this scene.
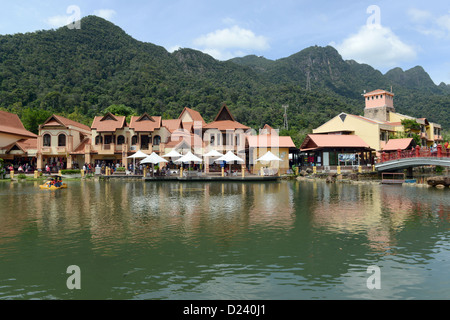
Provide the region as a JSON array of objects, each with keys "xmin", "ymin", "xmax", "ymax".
[{"xmin": 1, "ymin": 0, "xmax": 450, "ymax": 85}]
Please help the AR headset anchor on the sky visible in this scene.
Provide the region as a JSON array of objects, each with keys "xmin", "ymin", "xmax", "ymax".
[{"xmin": 1, "ymin": 0, "xmax": 450, "ymax": 85}]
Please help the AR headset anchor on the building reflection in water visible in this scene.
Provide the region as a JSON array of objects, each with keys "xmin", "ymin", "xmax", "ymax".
[{"xmin": 308, "ymin": 181, "xmax": 450, "ymax": 254}]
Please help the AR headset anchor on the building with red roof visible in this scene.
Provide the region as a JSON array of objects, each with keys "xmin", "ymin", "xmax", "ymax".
[
  {"xmin": 311, "ymin": 89, "xmax": 443, "ymax": 163},
  {"xmin": 37, "ymin": 114, "xmax": 92, "ymax": 171},
  {"xmin": 0, "ymin": 110, "xmax": 38, "ymax": 166}
]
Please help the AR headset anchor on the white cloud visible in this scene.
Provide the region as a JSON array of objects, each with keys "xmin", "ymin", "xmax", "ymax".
[
  {"xmin": 332, "ymin": 25, "xmax": 417, "ymax": 69},
  {"xmin": 407, "ymin": 8, "xmax": 450, "ymax": 38},
  {"xmin": 407, "ymin": 8, "xmax": 433, "ymax": 23},
  {"xmin": 193, "ymin": 25, "xmax": 269, "ymax": 60},
  {"xmin": 93, "ymin": 9, "xmax": 117, "ymax": 21}
]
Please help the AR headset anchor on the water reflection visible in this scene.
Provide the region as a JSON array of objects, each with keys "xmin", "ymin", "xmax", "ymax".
[
  {"xmin": 305, "ymin": 181, "xmax": 450, "ymax": 255},
  {"xmin": 0, "ymin": 180, "xmax": 449, "ymax": 300}
]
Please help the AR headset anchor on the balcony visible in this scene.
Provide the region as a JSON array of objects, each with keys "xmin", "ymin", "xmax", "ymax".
[
  {"xmin": 56, "ymin": 147, "xmax": 67, "ymax": 154},
  {"xmin": 97, "ymin": 143, "xmax": 115, "ymax": 155}
]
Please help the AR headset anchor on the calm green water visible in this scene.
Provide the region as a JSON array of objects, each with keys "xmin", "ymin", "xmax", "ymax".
[{"xmin": 0, "ymin": 179, "xmax": 449, "ymax": 300}]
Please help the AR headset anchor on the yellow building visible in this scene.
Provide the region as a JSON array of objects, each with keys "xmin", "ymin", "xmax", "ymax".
[
  {"xmin": 246, "ymin": 125, "xmax": 296, "ymax": 175},
  {"xmin": 313, "ymin": 89, "xmax": 443, "ymax": 154}
]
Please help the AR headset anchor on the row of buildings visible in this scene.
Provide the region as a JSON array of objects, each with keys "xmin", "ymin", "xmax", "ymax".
[
  {"xmin": 0, "ymin": 89, "xmax": 445, "ymax": 174},
  {"xmin": 0, "ymin": 105, "xmax": 297, "ymax": 175}
]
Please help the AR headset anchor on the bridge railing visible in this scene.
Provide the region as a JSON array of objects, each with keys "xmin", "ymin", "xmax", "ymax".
[{"xmin": 379, "ymin": 145, "xmax": 450, "ymax": 163}]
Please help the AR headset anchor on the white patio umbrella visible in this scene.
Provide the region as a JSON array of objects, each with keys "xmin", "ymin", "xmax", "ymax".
[
  {"xmin": 175, "ymin": 151, "xmax": 203, "ymax": 173},
  {"xmin": 163, "ymin": 149, "xmax": 182, "ymax": 158},
  {"xmin": 140, "ymin": 152, "xmax": 168, "ymax": 177},
  {"xmin": 203, "ymin": 149, "xmax": 223, "ymax": 170},
  {"xmin": 256, "ymin": 151, "xmax": 282, "ymax": 162},
  {"xmin": 215, "ymin": 151, "xmax": 244, "ymax": 174},
  {"xmin": 127, "ymin": 150, "xmax": 148, "ymax": 175},
  {"xmin": 203, "ymin": 149, "xmax": 223, "ymax": 157},
  {"xmin": 256, "ymin": 151, "xmax": 282, "ymax": 176},
  {"xmin": 175, "ymin": 152, "xmax": 203, "ymax": 164}
]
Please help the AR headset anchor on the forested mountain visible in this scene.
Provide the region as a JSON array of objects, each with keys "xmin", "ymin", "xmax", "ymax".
[{"xmin": 0, "ymin": 15, "xmax": 449, "ymax": 145}]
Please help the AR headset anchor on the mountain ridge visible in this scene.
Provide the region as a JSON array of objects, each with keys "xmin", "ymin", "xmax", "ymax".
[{"xmin": 0, "ymin": 15, "xmax": 448, "ymax": 136}]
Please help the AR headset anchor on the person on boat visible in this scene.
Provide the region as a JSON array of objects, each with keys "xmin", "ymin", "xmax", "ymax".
[{"xmin": 55, "ymin": 176, "xmax": 62, "ymax": 187}]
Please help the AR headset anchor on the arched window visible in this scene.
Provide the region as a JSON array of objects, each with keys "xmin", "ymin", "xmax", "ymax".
[
  {"xmin": 117, "ymin": 135, "xmax": 125, "ymax": 145},
  {"xmin": 153, "ymin": 135, "xmax": 161, "ymax": 146},
  {"xmin": 210, "ymin": 135, "xmax": 215, "ymax": 145},
  {"xmin": 131, "ymin": 135, "xmax": 138, "ymax": 146},
  {"xmin": 43, "ymin": 134, "xmax": 51, "ymax": 147},
  {"xmin": 58, "ymin": 134, "xmax": 66, "ymax": 147},
  {"xmin": 95, "ymin": 135, "xmax": 103, "ymax": 145}
]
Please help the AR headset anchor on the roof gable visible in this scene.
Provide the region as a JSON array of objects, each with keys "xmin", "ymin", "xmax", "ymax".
[
  {"xmin": 41, "ymin": 114, "xmax": 91, "ymax": 132},
  {"xmin": 214, "ymin": 105, "xmax": 235, "ymax": 122},
  {"xmin": 179, "ymin": 107, "xmax": 206, "ymax": 125},
  {"xmin": 101, "ymin": 113, "xmax": 118, "ymax": 122},
  {"xmin": 91, "ymin": 113, "xmax": 127, "ymax": 132},
  {"xmin": 137, "ymin": 113, "xmax": 155, "ymax": 122}
]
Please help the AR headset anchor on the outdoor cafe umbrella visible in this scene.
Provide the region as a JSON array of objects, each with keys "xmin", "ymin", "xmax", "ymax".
[
  {"xmin": 215, "ymin": 151, "xmax": 244, "ymax": 174},
  {"xmin": 174, "ymin": 151, "xmax": 203, "ymax": 173},
  {"xmin": 127, "ymin": 150, "xmax": 148, "ymax": 175},
  {"xmin": 203, "ymin": 149, "xmax": 223, "ymax": 157},
  {"xmin": 163, "ymin": 149, "xmax": 182, "ymax": 173},
  {"xmin": 256, "ymin": 151, "xmax": 282, "ymax": 162},
  {"xmin": 163, "ymin": 149, "xmax": 182, "ymax": 158},
  {"xmin": 203, "ymin": 149, "xmax": 223, "ymax": 170},
  {"xmin": 256, "ymin": 151, "xmax": 282, "ymax": 175},
  {"xmin": 140, "ymin": 152, "xmax": 168, "ymax": 177}
]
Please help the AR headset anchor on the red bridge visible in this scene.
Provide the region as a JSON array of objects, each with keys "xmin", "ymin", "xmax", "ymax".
[{"xmin": 376, "ymin": 144, "xmax": 450, "ymax": 172}]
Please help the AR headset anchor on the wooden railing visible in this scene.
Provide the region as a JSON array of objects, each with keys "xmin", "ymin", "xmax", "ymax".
[{"xmin": 379, "ymin": 145, "xmax": 450, "ymax": 163}]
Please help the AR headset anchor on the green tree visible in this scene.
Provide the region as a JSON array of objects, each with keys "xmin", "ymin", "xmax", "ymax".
[{"xmin": 21, "ymin": 108, "xmax": 52, "ymax": 134}]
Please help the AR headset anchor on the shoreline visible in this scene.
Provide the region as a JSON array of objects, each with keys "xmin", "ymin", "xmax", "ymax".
[
  {"xmin": 2, "ymin": 172, "xmax": 448, "ymax": 189},
  {"xmin": 290, "ymin": 173, "xmax": 449, "ymax": 189}
]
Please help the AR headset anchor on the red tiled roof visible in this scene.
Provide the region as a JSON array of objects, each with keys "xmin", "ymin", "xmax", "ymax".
[
  {"xmin": 0, "ymin": 110, "xmax": 37, "ymax": 138},
  {"xmin": 204, "ymin": 120, "xmax": 250, "ymax": 131},
  {"xmin": 42, "ymin": 115, "xmax": 91, "ymax": 132},
  {"xmin": 179, "ymin": 107, "xmax": 206, "ymax": 125},
  {"xmin": 247, "ymin": 135, "xmax": 296, "ymax": 148},
  {"xmin": 182, "ymin": 122, "xmax": 194, "ymax": 132},
  {"xmin": 165, "ymin": 133, "xmax": 205, "ymax": 149},
  {"xmin": 381, "ymin": 138, "xmax": 415, "ymax": 151},
  {"xmin": 162, "ymin": 119, "xmax": 182, "ymax": 133},
  {"xmin": 1, "ymin": 138, "xmax": 37, "ymax": 153},
  {"xmin": 364, "ymin": 89, "xmax": 394, "ymax": 97},
  {"xmin": 71, "ymin": 138, "xmax": 91, "ymax": 155},
  {"xmin": 91, "ymin": 113, "xmax": 127, "ymax": 132},
  {"xmin": 129, "ymin": 114, "xmax": 161, "ymax": 132},
  {"xmin": 301, "ymin": 134, "xmax": 372, "ymax": 151}
]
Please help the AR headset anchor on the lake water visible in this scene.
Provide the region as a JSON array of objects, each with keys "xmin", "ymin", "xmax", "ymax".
[{"xmin": 0, "ymin": 179, "xmax": 449, "ymax": 300}]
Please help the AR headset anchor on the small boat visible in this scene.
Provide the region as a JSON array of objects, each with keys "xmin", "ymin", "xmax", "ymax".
[
  {"xmin": 39, "ymin": 182, "xmax": 68, "ymax": 190},
  {"xmin": 40, "ymin": 176, "xmax": 67, "ymax": 190}
]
